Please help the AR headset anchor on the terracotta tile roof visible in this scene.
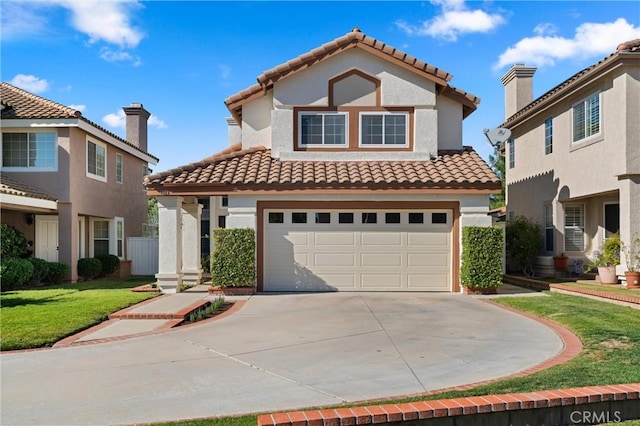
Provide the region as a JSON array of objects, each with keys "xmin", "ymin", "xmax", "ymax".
[
  {"xmin": 0, "ymin": 174, "xmax": 57, "ymax": 201},
  {"xmin": 1, "ymin": 82, "xmax": 158, "ymax": 161},
  {"xmin": 224, "ymin": 28, "xmax": 479, "ymax": 118},
  {"xmin": 146, "ymin": 145, "xmax": 500, "ymax": 191},
  {"xmin": 503, "ymin": 38, "xmax": 640, "ymax": 127}
]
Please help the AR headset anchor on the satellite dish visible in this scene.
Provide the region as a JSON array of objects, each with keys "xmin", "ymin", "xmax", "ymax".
[{"xmin": 483, "ymin": 127, "xmax": 512, "ymax": 147}]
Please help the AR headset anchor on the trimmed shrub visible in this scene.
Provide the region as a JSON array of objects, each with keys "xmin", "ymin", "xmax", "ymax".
[
  {"xmin": 505, "ymin": 215, "xmax": 543, "ymax": 276},
  {"xmin": 77, "ymin": 258, "xmax": 102, "ymax": 280},
  {"xmin": 461, "ymin": 226, "xmax": 503, "ymax": 290},
  {"xmin": 1, "ymin": 224, "xmax": 27, "ymax": 258},
  {"xmin": 96, "ymin": 254, "xmax": 120, "ymax": 276},
  {"xmin": 27, "ymin": 257, "xmax": 49, "ymax": 286},
  {"xmin": 211, "ymin": 228, "xmax": 255, "ymax": 288},
  {"xmin": 1, "ymin": 258, "xmax": 34, "ymax": 291},
  {"xmin": 45, "ymin": 262, "xmax": 69, "ymax": 285}
]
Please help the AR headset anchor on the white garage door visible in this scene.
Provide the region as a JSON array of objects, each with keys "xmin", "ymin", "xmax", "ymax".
[{"xmin": 263, "ymin": 209, "xmax": 452, "ymax": 292}]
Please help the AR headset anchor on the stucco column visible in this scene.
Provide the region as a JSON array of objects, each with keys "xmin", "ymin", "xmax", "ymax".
[
  {"xmin": 155, "ymin": 196, "xmax": 183, "ymax": 293},
  {"xmin": 619, "ymin": 176, "xmax": 640, "ymax": 273},
  {"xmin": 181, "ymin": 201, "xmax": 202, "ymax": 283},
  {"xmin": 58, "ymin": 202, "xmax": 79, "ymax": 283}
]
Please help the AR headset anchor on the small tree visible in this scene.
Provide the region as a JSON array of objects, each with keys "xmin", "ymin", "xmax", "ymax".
[
  {"xmin": 488, "ymin": 146, "xmax": 505, "ymax": 209},
  {"xmin": 461, "ymin": 226, "xmax": 503, "ymax": 291},
  {"xmin": 505, "ymin": 216, "xmax": 543, "ymax": 276}
]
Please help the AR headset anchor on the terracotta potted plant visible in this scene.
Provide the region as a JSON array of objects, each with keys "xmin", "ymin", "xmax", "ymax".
[
  {"xmin": 588, "ymin": 233, "xmax": 620, "ymax": 285},
  {"xmin": 621, "ymin": 234, "xmax": 640, "ymax": 289},
  {"xmin": 553, "ymin": 253, "xmax": 569, "ymax": 271}
]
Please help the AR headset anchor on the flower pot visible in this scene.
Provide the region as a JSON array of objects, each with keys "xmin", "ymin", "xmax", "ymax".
[
  {"xmin": 597, "ymin": 266, "xmax": 618, "ymax": 285},
  {"xmin": 553, "ymin": 256, "xmax": 569, "ymax": 271},
  {"xmin": 624, "ymin": 271, "xmax": 640, "ymax": 289}
]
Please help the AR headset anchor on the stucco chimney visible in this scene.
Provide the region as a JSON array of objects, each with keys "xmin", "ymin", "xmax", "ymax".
[
  {"xmin": 226, "ymin": 117, "xmax": 242, "ymax": 146},
  {"xmin": 501, "ymin": 64, "xmax": 537, "ymax": 120},
  {"xmin": 123, "ymin": 103, "xmax": 150, "ymax": 152}
]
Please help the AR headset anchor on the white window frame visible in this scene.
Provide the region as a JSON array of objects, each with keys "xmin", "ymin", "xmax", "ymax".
[
  {"xmin": 115, "ymin": 153, "xmax": 123, "ymax": 184},
  {"xmin": 508, "ymin": 138, "xmax": 515, "ymax": 169},
  {"xmin": 564, "ymin": 204, "xmax": 585, "ymax": 252},
  {"xmin": 89, "ymin": 218, "xmax": 110, "ymax": 257},
  {"xmin": 572, "ymin": 92, "xmax": 601, "ymax": 144},
  {"xmin": 297, "ymin": 111, "xmax": 349, "ymax": 148},
  {"xmin": 1, "ymin": 130, "xmax": 58, "ymax": 172},
  {"xmin": 86, "ymin": 139, "xmax": 107, "ymax": 182},
  {"xmin": 358, "ymin": 112, "xmax": 409, "ymax": 148},
  {"xmin": 114, "ymin": 217, "xmax": 124, "ymax": 259},
  {"xmin": 78, "ymin": 217, "xmax": 86, "ymax": 259},
  {"xmin": 544, "ymin": 117, "xmax": 553, "ymax": 155}
]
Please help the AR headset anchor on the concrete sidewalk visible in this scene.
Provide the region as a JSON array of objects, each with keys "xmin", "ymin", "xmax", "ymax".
[{"xmin": 1, "ymin": 291, "xmax": 568, "ymax": 426}]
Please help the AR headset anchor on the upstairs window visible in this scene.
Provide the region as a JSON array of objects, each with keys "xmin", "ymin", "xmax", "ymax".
[
  {"xmin": 544, "ymin": 118, "xmax": 553, "ymax": 155},
  {"xmin": 2, "ymin": 132, "xmax": 56, "ymax": 170},
  {"xmin": 572, "ymin": 93, "xmax": 600, "ymax": 143},
  {"xmin": 116, "ymin": 154, "xmax": 123, "ymax": 183},
  {"xmin": 508, "ymin": 138, "xmax": 515, "ymax": 169},
  {"xmin": 87, "ymin": 140, "xmax": 106, "ymax": 181},
  {"xmin": 360, "ymin": 112, "xmax": 408, "ymax": 146},
  {"xmin": 298, "ymin": 112, "xmax": 347, "ymax": 147}
]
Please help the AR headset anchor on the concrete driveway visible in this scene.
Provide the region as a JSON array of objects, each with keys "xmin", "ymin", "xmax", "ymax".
[{"xmin": 1, "ymin": 292, "xmax": 563, "ymax": 425}]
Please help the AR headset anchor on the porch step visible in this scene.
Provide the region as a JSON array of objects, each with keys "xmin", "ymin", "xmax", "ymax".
[{"xmin": 109, "ymin": 293, "xmax": 210, "ymax": 320}]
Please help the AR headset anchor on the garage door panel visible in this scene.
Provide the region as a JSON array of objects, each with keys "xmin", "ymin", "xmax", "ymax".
[
  {"xmin": 407, "ymin": 253, "xmax": 449, "ymax": 267},
  {"xmin": 408, "ymin": 232, "xmax": 450, "ymax": 246},
  {"xmin": 408, "ymin": 274, "xmax": 449, "ymax": 288},
  {"xmin": 313, "ymin": 273, "xmax": 356, "ymax": 289},
  {"xmin": 314, "ymin": 253, "xmax": 356, "ymax": 267},
  {"xmin": 361, "ymin": 253, "xmax": 402, "ymax": 267},
  {"xmin": 361, "ymin": 274, "xmax": 402, "ymax": 288},
  {"xmin": 314, "ymin": 232, "xmax": 356, "ymax": 246},
  {"xmin": 361, "ymin": 232, "xmax": 402, "ymax": 246}
]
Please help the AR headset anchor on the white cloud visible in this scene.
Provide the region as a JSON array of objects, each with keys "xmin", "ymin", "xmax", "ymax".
[
  {"xmin": 396, "ymin": 0, "xmax": 505, "ymax": 41},
  {"xmin": 100, "ymin": 48, "xmax": 142, "ymax": 66},
  {"xmin": 148, "ymin": 115, "xmax": 167, "ymax": 129},
  {"xmin": 103, "ymin": 110, "xmax": 126, "ymax": 128},
  {"xmin": 0, "ymin": 2, "xmax": 49, "ymax": 40},
  {"xmin": 67, "ymin": 104, "xmax": 86, "ymax": 113},
  {"xmin": 496, "ymin": 18, "xmax": 640, "ymax": 69},
  {"xmin": 103, "ymin": 109, "xmax": 167, "ymax": 129},
  {"xmin": 533, "ymin": 23, "xmax": 558, "ymax": 36},
  {"xmin": 54, "ymin": 0, "xmax": 144, "ymax": 48},
  {"xmin": 9, "ymin": 74, "xmax": 49, "ymax": 93}
]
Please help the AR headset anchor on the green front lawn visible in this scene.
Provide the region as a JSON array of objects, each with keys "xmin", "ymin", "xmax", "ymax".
[
  {"xmin": 1, "ymin": 277, "xmax": 158, "ymax": 351},
  {"xmin": 153, "ymin": 292, "xmax": 640, "ymax": 426}
]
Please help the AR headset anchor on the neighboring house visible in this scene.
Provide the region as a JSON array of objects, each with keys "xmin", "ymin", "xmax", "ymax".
[
  {"xmin": 145, "ymin": 28, "xmax": 501, "ymax": 293},
  {"xmin": 500, "ymin": 39, "xmax": 640, "ymax": 276},
  {"xmin": 1, "ymin": 82, "xmax": 159, "ymax": 282}
]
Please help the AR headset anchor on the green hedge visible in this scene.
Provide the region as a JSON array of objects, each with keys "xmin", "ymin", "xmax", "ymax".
[
  {"xmin": 461, "ymin": 226, "xmax": 503, "ymax": 290},
  {"xmin": 96, "ymin": 254, "xmax": 120, "ymax": 276},
  {"xmin": 78, "ymin": 258, "xmax": 102, "ymax": 280},
  {"xmin": 27, "ymin": 257, "xmax": 49, "ymax": 286},
  {"xmin": 211, "ymin": 228, "xmax": 255, "ymax": 288},
  {"xmin": 1, "ymin": 258, "xmax": 34, "ymax": 291},
  {"xmin": 1, "ymin": 224, "xmax": 27, "ymax": 258},
  {"xmin": 505, "ymin": 216, "xmax": 543, "ymax": 276},
  {"xmin": 45, "ymin": 262, "xmax": 69, "ymax": 285}
]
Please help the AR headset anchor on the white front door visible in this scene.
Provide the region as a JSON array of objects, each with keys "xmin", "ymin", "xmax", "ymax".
[{"xmin": 36, "ymin": 216, "xmax": 59, "ymax": 262}]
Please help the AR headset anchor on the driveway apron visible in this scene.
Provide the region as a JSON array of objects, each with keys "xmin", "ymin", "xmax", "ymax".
[{"xmin": 1, "ymin": 292, "xmax": 563, "ymax": 425}]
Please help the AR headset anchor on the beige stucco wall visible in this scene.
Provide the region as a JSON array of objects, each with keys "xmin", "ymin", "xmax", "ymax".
[{"xmin": 436, "ymin": 96, "xmax": 463, "ymax": 151}]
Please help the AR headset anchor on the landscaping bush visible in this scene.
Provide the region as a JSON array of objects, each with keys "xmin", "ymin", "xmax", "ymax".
[
  {"xmin": 1, "ymin": 224, "xmax": 27, "ymax": 258},
  {"xmin": 96, "ymin": 254, "xmax": 120, "ymax": 276},
  {"xmin": 211, "ymin": 228, "xmax": 255, "ymax": 288},
  {"xmin": 201, "ymin": 254, "xmax": 212, "ymax": 274},
  {"xmin": 27, "ymin": 257, "xmax": 49, "ymax": 286},
  {"xmin": 44, "ymin": 262, "xmax": 69, "ymax": 285},
  {"xmin": 461, "ymin": 226, "xmax": 503, "ymax": 290},
  {"xmin": 0, "ymin": 258, "xmax": 34, "ymax": 291},
  {"xmin": 505, "ymin": 215, "xmax": 543, "ymax": 276},
  {"xmin": 77, "ymin": 258, "xmax": 102, "ymax": 280}
]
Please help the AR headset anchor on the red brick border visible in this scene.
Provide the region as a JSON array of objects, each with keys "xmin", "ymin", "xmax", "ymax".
[
  {"xmin": 549, "ymin": 284, "xmax": 640, "ymax": 305},
  {"xmin": 257, "ymin": 384, "xmax": 640, "ymax": 426}
]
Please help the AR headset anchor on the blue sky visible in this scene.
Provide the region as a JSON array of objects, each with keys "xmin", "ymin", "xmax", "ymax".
[{"xmin": 2, "ymin": 1, "xmax": 639, "ymax": 171}]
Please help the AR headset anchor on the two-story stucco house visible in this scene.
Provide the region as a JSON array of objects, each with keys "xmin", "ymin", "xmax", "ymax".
[
  {"xmin": 145, "ymin": 28, "xmax": 501, "ymax": 293},
  {"xmin": 1, "ymin": 82, "xmax": 159, "ymax": 282},
  {"xmin": 500, "ymin": 39, "xmax": 640, "ymax": 277}
]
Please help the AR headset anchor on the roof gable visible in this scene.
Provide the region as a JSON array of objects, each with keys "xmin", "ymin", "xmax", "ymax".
[{"xmin": 224, "ymin": 28, "xmax": 479, "ymax": 120}]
